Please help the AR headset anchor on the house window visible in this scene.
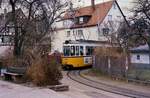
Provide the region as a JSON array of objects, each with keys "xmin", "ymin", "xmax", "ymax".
[
  {"xmin": 108, "ymin": 15, "xmax": 112, "ymax": 21},
  {"xmin": 9, "ymin": 28, "xmax": 15, "ymax": 34},
  {"xmin": 102, "ymin": 28, "xmax": 109, "ymax": 36},
  {"xmin": 137, "ymin": 55, "xmax": 140, "ymax": 60},
  {"xmin": 113, "ymin": 3, "xmax": 116, "ymax": 9},
  {"xmin": 4, "ymin": 36, "xmax": 11, "ymax": 43},
  {"xmin": 66, "ymin": 31, "xmax": 71, "ymax": 37},
  {"xmin": 78, "ymin": 30, "xmax": 83, "ymax": 37}
]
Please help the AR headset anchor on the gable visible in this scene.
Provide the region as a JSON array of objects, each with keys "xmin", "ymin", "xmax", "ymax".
[
  {"xmin": 63, "ymin": 1, "xmax": 114, "ymax": 29},
  {"xmin": 97, "ymin": 1, "xmax": 129, "ymax": 37}
]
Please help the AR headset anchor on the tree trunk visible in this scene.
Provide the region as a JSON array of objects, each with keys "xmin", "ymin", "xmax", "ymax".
[
  {"xmin": 148, "ymin": 41, "xmax": 150, "ymax": 66},
  {"xmin": 108, "ymin": 57, "xmax": 111, "ymax": 76},
  {"xmin": 10, "ymin": 0, "xmax": 22, "ymax": 57}
]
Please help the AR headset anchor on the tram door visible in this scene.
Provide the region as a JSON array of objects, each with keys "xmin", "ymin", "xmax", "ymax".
[{"xmin": 83, "ymin": 46, "xmax": 94, "ymax": 65}]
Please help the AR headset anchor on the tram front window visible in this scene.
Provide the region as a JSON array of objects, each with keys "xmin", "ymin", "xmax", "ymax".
[
  {"xmin": 71, "ymin": 46, "xmax": 75, "ymax": 56},
  {"xmin": 76, "ymin": 46, "xmax": 79, "ymax": 56},
  {"xmin": 80, "ymin": 46, "xmax": 83, "ymax": 56}
]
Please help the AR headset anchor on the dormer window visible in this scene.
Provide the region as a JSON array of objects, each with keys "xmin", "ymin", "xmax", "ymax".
[
  {"xmin": 75, "ymin": 15, "xmax": 91, "ymax": 25},
  {"xmin": 79, "ymin": 17, "xmax": 84, "ymax": 24}
]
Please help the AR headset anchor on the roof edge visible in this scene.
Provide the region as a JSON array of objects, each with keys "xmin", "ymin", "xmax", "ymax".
[
  {"xmin": 114, "ymin": 0, "xmax": 130, "ymax": 27},
  {"xmin": 96, "ymin": 0, "xmax": 115, "ymax": 26}
]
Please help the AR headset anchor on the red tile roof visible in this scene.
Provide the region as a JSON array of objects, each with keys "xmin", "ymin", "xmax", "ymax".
[{"xmin": 64, "ymin": 1, "xmax": 114, "ymax": 28}]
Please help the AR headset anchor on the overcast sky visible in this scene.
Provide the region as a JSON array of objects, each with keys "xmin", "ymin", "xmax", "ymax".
[
  {"xmin": 0, "ymin": 0, "xmax": 135, "ymax": 17},
  {"xmin": 70, "ymin": 0, "xmax": 134, "ymax": 17}
]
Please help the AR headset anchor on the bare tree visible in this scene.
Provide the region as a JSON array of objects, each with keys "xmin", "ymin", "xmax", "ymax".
[
  {"xmin": 116, "ymin": 0, "xmax": 150, "ymax": 66},
  {"xmin": 0, "ymin": 0, "xmax": 67, "ymax": 58},
  {"xmin": 99, "ymin": 20, "xmax": 131, "ymax": 77},
  {"xmin": 0, "ymin": 0, "xmax": 68, "ymax": 85},
  {"xmin": 132, "ymin": 0, "xmax": 150, "ymax": 44}
]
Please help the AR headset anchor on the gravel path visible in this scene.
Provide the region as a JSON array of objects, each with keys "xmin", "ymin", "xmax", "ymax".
[
  {"xmin": 0, "ymin": 80, "xmax": 69, "ymax": 98},
  {"xmin": 59, "ymin": 71, "xmax": 130, "ymax": 98}
]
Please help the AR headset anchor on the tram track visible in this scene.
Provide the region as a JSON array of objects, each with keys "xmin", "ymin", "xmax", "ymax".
[{"xmin": 67, "ymin": 70, "xmax": 150, "ymax": 98}]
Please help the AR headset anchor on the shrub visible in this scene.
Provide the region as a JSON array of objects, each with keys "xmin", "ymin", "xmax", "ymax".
[
  {"xmin": 0, "ymin": 46, "xmax": 63, "ymax": 86},
  {"xmin": 26, "ymin": 55, "xmax": 63, "ymax": 86}
]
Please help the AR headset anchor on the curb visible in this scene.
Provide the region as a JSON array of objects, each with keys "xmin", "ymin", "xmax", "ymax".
[{"xmin": 47, "ymin": 84, "xmax": 69, "ymax": 91}]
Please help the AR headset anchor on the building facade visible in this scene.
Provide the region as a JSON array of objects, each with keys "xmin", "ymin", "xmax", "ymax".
[
  {"xmin": 52, "ymin": 0, "xmax": 127, "ymax": 53},
  {"xmin": 130, "ymin": 45, "xmax": 150, "ymax": 69}
]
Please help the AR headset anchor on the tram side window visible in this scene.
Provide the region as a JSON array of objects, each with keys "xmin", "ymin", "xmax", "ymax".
[
  {"xmin": 86, "ymin": 46, "xmax": 94, "ymax": 56},
  {"xmin": 67, "ymin": 46, "xmax": 71, "ymax": 56},
  {"xmin": 80, "ymin": 46, "xmax": 84, "ymax": 56},
  {"xmin": 71, "ymin": 46, "xmax": 75, "ymax": 56},
  {"xmin": 86, "ymin": 46, "xmax": 89, "ymax": 55},
  {"xmin": 76, "ymin": 46, "xmax": 79, "ymax": 56},
  {"xmin": 63, "ymin": 46, "xmax": 66, "ymax": 56},
  {"xmin": 64, "ymin": 46, "xmax": 70, "ymax": 56}
]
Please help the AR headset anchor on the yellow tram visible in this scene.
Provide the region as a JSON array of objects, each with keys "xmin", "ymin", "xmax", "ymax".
[{"xmin": 62, "ymin": 40, "xmax": 102, "ymax": 69}]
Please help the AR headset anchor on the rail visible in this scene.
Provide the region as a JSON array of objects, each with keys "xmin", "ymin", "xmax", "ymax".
[{"xmin": 67, "ymin": 70, "xmax": 150, "ymax": 98}]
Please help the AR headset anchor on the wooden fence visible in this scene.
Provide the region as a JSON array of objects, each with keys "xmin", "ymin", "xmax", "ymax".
[{"xmin": 93, "ymin": 55, "xmax": 126, "ymax": 77}]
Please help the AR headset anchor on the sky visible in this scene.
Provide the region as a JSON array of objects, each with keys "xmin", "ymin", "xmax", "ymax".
[
  {"xmin": 0, "ymin": 0, "xmax": 135, "ymax": 17},
  {"xmin": 70, "ymin": 0, "xmax": 134, "ymax": 17}
]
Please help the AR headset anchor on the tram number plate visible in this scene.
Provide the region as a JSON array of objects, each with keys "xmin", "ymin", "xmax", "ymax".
[{"xmin": 84, "ymin": 57, "xmax": 92, "ymax": 64}]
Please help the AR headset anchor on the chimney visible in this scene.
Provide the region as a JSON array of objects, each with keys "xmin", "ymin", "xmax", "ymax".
[{"xmin": 91, "ymin": 0, "xmax": 95, "ymax": 10}]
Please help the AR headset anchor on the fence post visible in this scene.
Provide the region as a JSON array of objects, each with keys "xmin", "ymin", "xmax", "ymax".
[
  {"xmin": 125, "ymin": 56, "xmax": 129, "ymax": 81},
  {"xmin": 108, "ymin": 57, "xmax": 111, "ymax": 76},
  {"xmin": 92, "ymin": 55, "xmax": 96, "ymax": 68}
]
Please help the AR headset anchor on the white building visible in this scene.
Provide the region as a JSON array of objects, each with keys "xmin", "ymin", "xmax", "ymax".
[
  {"xmin": 52, "ymin": 0, "xmax": 128, "ymax": 53},
  {"xmin": 130, "ymin": 45, "xmax": 150, "ymax": 69}
]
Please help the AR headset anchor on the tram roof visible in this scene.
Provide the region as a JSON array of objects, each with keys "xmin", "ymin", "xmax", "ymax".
[{"xmin": 64, "ymin": 40, "xmax": 118, "ymax": 45}]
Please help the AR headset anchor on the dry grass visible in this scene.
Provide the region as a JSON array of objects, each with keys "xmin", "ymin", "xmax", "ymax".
[{"xmin": 128, "ymin": 69, "xmax": 150, "ymax": 81}]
